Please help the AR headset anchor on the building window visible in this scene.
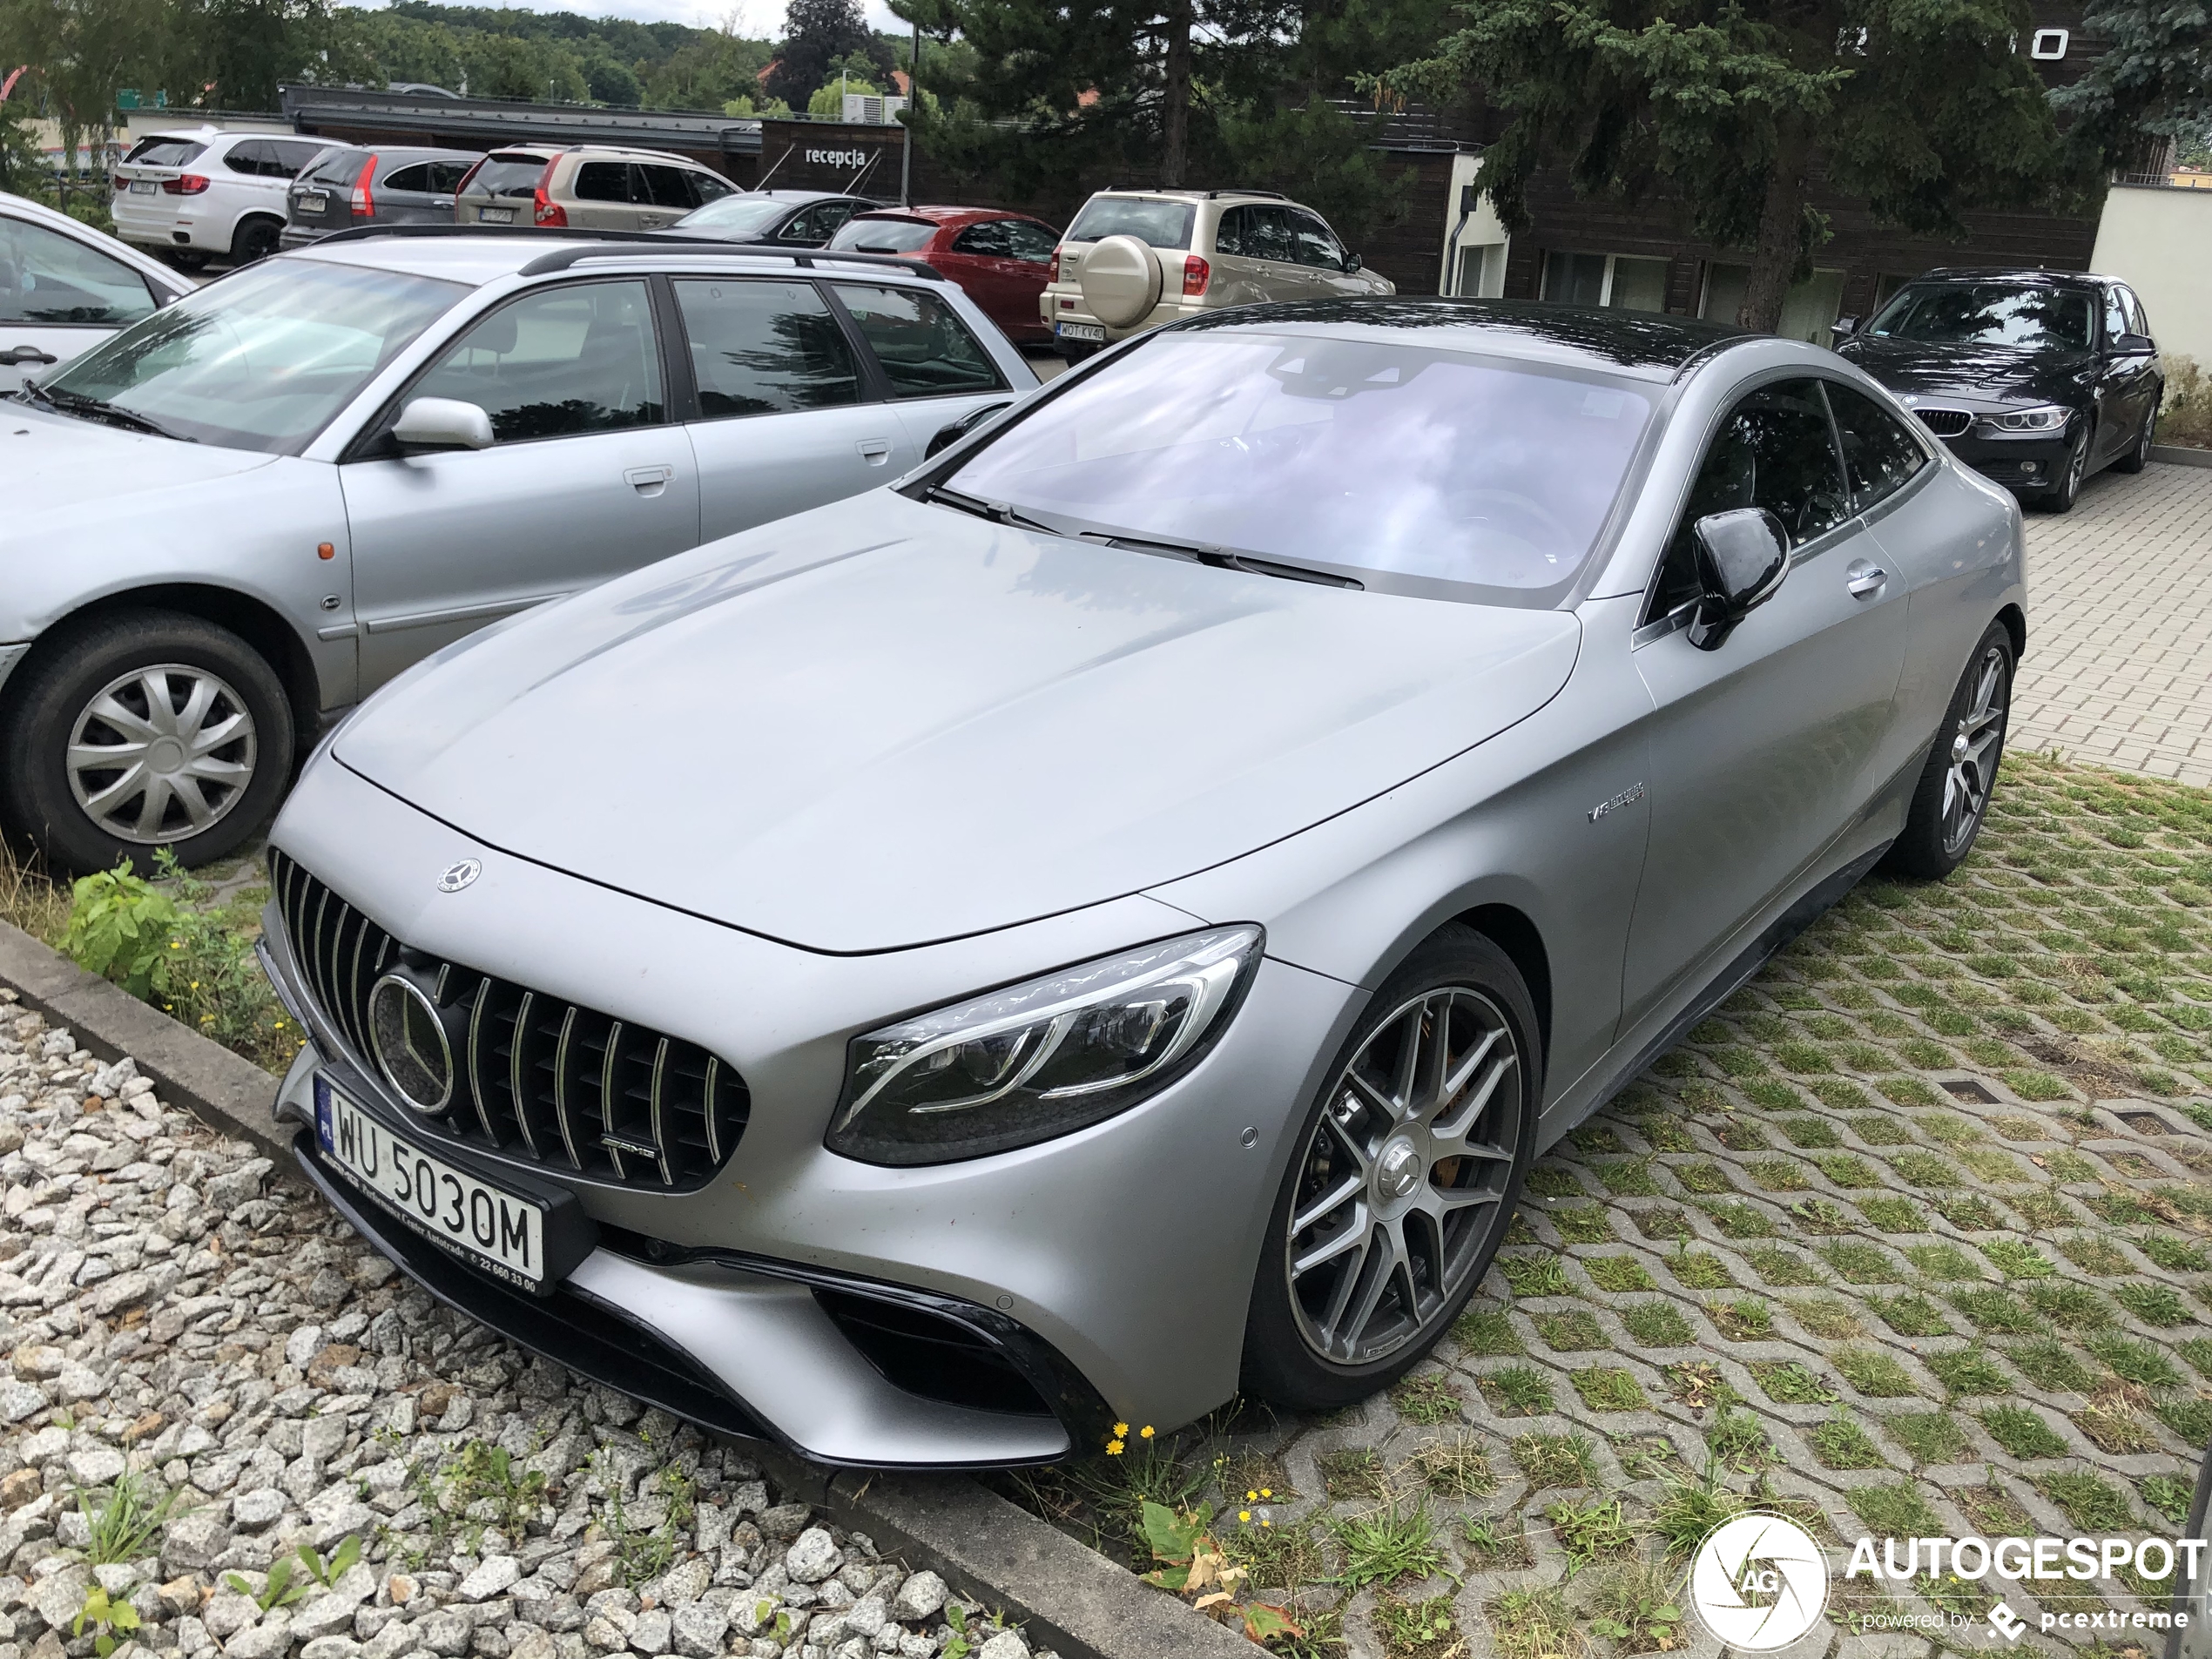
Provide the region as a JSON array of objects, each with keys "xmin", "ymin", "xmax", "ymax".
[
  {"xmin": 1700, "ymin": 263, "xmax": 1847, "ymax": 345},
  {"xmin": 1540, "ymin": 251, "xmax": 1669, "ymax": 312},
  {"xmin": 2030, "ymin": 28, "xmax": 2068, "ymax": 58}
]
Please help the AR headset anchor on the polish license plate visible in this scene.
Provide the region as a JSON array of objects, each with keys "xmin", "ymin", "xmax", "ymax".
[
  {"xmin": 300, "ymin": 192, "xmax": 327, "ymax": 212},
  {"xmin": 480, "ymin": 206, "xmax": 515, "ymax": 224},
  {"xmin": 1056, "ymin": 321, "xmax": 1105, "ymax": 342},
  {"xmin": 128, "ymin": 179, "xmax": 155, "ymax": 194},
  {"xmin": 314, "ymin": 1076, "xmax": 545, "ymax": 1289}
]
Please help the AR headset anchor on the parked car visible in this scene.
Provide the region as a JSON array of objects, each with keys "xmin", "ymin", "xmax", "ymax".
[
  {"xmin": 111, "ymin": 128, "xmax": 346, "ymax": 266},
  {"xmin": 254, "ymin": 298, "xmax": 2024, "ymax": 1469},
  {"xmin": 283, "ymin": 146, "xmax": 483, "ymax": 248},
  {"xmin": 454, "ymin": 147, "xmax": 738, "ymax": 233},
  {"xmin": 1834, "ymin": 267, "xmax": 2161, "ymax": 514},
  {"xmin": 827, "ymin": 206, "xmax": 1058, "ymax": 342},
  {"xmin": 0, "ymin": 228, "xmax": 1034, "ymax": 873},
  {"xmin": 670, "ymin": 189, "xmax": 886, "ymax": 249},
  {"xmin": 1040, "ymin": 187, "xmax": 1394, "ymax": 361},
  {"xmin": 1, "ymin": 191, "xmax": 193, "ymax": 391},
  {"xmin": 2171, "ymin": 1431, "xmax": 2212, "ymax": 1659}
]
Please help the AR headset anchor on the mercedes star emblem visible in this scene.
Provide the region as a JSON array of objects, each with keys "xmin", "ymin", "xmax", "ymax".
[{"xmin": 437, "ymin": 858, "xmax": 482, "ymax": 894}]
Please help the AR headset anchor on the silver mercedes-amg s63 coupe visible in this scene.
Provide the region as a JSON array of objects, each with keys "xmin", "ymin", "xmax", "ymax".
[{"xmin": 259, "ymin": 300, "xmax": 2026, "ymax": 1469}]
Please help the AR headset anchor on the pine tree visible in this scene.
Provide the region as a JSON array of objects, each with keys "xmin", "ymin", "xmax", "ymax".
[
  {"xmin": 2051, "ymin": 0, "xmax": 2212, "ymax": 170},
  {"xmin": 1387, "ymin": 0, "xmax": 2074, "ymax": 330}
]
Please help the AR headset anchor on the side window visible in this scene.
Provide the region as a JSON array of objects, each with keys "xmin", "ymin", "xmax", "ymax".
[
  {"xmin": 1214, "ymin": 206, "xmax": 1248, "ymax": 258},
  {"xmin": 636, "ymin": 165, "xmax": 694, "ymax": 210},
  {"xmin": 776, "ymin": 205, "xmax": 820, "ymax": 242},
  {"xmin": 691, "ymin": 172, "xmax": 734, "ymax": 205},
  {"xmin": 951, "ymin": 219, "xmax": 1014, "ymax": 257},
  {"xmin": 1003, "ymin": 219, "xmax": 1056, "ymax": 263},
  {"xmin": 408, "ymin": 280, "xmax": 663, "ymax": 443},
  {"xmin": 1645, "ymin": 379, "xmax": 1852, "ymax": 623},
  {"xmin": 270, "ymin": 141, "xmax": 327, "ymax": 177},
  {"xmin": 426, "ymin": 161, "xmax": 475, "ymax": 193},
  {"xmin": 831, "ymin": 283, "xmax": 1004, "ymax": 399},
  {"xmin": 1288, "ymin": 209, "xmax": 1345, "ymax": 271},
  {"xmin": 2101, "ymin": 288, "xmax": 2128, "ymax": 347},
  {"xmin": 672, "ymin": 279, "xmax": 860, "ymax": 418},
  {"xmin": 574, "ymin": 162, "xmax": 631, "ymax": 203},
  {"xmin": 1247, "ymin": 206, "xmax": 1296, "ymax": 265},
  {"xmin": 379, "ymin": 163, "xmax": 430, "ymax": 193},
  {"xmin": 224, "ymin": 140, "xmax": 269, "ymax": 177},
  {"xmin": 815, "ymin": 199, "xmax": 862, "ymax": 237},
  {"xmin": 2121, "ymin": 287, "xmax": 2151, "ymax": 339},
  {"xmin": 1826, "ymin": 382, "xmax": 1927, "ymax": 511},
  {"xmin": 0, "ymin": 215, "xmax": 157, "ymax": 327}
]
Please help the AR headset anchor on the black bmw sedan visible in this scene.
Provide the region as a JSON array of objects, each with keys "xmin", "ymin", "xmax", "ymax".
[{"xmin": 1834, "ymin": 267, "xmax": 2162, "ymax": 513}]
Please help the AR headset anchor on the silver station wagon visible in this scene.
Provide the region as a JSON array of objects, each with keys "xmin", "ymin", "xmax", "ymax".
[
  {"xmin": 0, "ymin": 228, "xmax": 1033, "ymax": 872},
  {"xmin": 260, "ymin": 301, "xmax": 2027, "ymax": 1470}
]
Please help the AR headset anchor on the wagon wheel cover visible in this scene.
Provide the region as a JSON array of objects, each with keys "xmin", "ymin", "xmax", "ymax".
[
  {"xmin": 1285, "ymin": 984, "xmax": 1523, "ymax": 1367},
  {"xmin": 1940, "ymin": 642, "xmax": 2008, "ymax": 857},
  {"xmin": 65, "ymin": 662, "xmax": 259, "ymax": 845}
]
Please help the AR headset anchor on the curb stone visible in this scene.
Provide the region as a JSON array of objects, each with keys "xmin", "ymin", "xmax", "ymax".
[
  {"xmin": 0, "ymin": 915, "xmax": 1258, "ymax": 1659},
  {"xmin": 2149, "ymin": 444, "xmax": 2212, "ymax": 469}
]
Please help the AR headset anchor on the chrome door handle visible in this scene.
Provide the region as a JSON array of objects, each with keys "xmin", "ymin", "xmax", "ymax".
[
  {"xmin": 1845, "ymin": 559, "xmax": 1887, "ymax": 598},
  {"xmin": 856, "ymin": 438, "xmax": 892, "ymax": 464},
  {"xmin": 0, "ymin": 345, "xmax": 59, "ymax": 367},
  {"xmin": 624, "ymin": 464, "xmax": 675, "ymax": 496}
]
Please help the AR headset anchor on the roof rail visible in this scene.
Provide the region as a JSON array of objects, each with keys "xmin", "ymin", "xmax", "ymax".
[
  {"xmin": 297, "ymin": 222, "xmax": 945, "ymax": 280},
  {"xmin": 1100, "ymin": 185, "xmax": 1290, "ymax": 199}
]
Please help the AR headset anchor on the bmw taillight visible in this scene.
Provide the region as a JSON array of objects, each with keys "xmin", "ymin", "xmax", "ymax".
[
  {"xmin": 1183, "ymin": 254, "xmax": 1210, "ymax": 297},
  {"xmin": 1049, "ymin": 246, "xmax": 1062, "ymax": 282},
  {"xmin": 350, "ymin": 154, "xmax": 378, "ymax": 217},
  {"xmin": 111, "ymin": 173, "xmax": 127, "ymax": 192},
  {"xmin": 162, "ymin": 174, "xmax": 210, "ymax": 196},
  {"xmin": 532, "ymin": 157, "xmax": 565, "ymax": 226}
]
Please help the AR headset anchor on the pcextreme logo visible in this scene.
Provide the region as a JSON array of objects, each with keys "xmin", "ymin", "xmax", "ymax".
[{"xmin": 1689, "ymin": 1514, "xmax": 1831, "ymax": 1649}]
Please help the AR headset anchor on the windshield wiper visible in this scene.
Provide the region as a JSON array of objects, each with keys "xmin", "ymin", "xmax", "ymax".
[
  {"xmin": 920, "ymin": 484, "xmax": 1057, "ymax": 535},
  {"xmin": 1077, "ymin": 529, "xmax": 1362, "ymax": 590},
  {"xmin": 36, "ymin": 386, "xmax": 194, "ymax": 442}
]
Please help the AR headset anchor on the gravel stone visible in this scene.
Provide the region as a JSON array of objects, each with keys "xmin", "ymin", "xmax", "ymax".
[
  {"xmin": 228, "ymin": 1614, "xmax": 297, "ymax": 1659},
  {"xmin": 456, "ymin": 1559, "xmax": 520, "ymax": 1604},
  {"xmin": 420, "ymin": 1609, "xmax": 473, "ymax": 1657},
  {"xmin": 974, "ymin": 1633, "xmax": 1028, "ymax": 1659},
  {"xmin": 782, "ymin": 1531, "xmax": 841, "ymax": 1585},
  {"xmin": 886, "ymin": 1575, "xmax": 943, "ymax": 1625},
  {"xmin": 666, "ymin": 1603, "xmax": 725, "ymax": 1659}
]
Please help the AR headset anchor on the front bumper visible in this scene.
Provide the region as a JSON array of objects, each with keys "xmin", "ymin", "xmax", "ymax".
[
  {"xmin": 260, "ymin": 754, "xmax": 1359, "ymax": 1463},
  {"xmin": 1943, "ymin": 432, "xmax": 2071, "ymax": 494}
]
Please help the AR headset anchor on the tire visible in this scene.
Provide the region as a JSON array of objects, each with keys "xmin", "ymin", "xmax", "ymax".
[
  {"xmin": 2114, "ymin": 397, "xmax": 2157, "ymax": 475},
  {"xmin": 1241, "ymin": 925, "xmax": 1540, "ymax": 1410},
  {"xmin": 1880, "ymin": 620, "xmax": 2013, "ymax": 881},
  {"xmin": 1055, "ymin": 341, "xmax": 1102, "ymax": 365},
  {"xmin": 166, "ymin": 249, "xmax": 208, "ymax": 273},
  {"xmin": 2044, "ymin": 420, "xmax": 2091, "ymax": 513},
  {"xmin": 0, "ymin": 610, "xmax": 293, "ymax": 875},
  {"xmin": 230, "ymin": 216, "xmax": 281, "ymax": 265}
]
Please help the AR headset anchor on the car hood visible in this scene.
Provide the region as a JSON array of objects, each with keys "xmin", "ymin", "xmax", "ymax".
[
  {"xmin": 336, "ymin": 492, "xmax": 1582, "ymax": 953},
  {"xmin": 1839, "ymin": 338, "xmax": 2094, "ymax": 410},
  {"xmin": 1, "ymin": 406, "xmax": 278, "ymax": 529}
]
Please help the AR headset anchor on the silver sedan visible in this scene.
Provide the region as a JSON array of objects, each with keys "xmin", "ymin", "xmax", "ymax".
[
  {"xmin": 0, "ymin": 230, "xmax": 1030, "ymax": 873},
  {"xmin": 260, "ymin": 300, "xmax": 2024, "ymax": 1467}
]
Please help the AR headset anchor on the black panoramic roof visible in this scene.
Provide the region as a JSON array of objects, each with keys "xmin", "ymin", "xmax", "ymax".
[
  {"xmin": 1912, "ymin": 266, "xmax": 2112, "ymax": 288},
  {"xmin": 1182, "ymin": 298, "xmax": 1750, "ymax": 378}
]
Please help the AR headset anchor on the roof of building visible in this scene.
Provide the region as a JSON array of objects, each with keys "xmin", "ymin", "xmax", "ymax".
[{"xmin": 280, "ymin": 84, "xmax": 765, "ymax": 157}]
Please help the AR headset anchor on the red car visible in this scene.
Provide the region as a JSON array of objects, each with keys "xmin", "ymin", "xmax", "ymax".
[{"xmin": 825, "ymin": 206, "xmax": 1059, "ymax": 343}]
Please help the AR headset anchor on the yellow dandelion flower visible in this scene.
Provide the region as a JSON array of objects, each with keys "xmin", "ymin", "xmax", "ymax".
[
  {"xmin": 1238, "ymin": 1510, "xmax": 1251, "ymax": 1523},
  {"xmin": 1139, "ymin": 1425, "xmax": 1155, "ymax": 1439},
  {"xmin": 1113, "ymin": 1422, "xmax": 1129, "ymax": 1437},
  {"xmin": 1260, "ymin": 1487, "xmax": 1272, "ymax": 1499},
  {"xmin": 1106, "ymin": 1439, "xmax": 1124, "ymax": 1456},
  {"xmin": 1246, "ymin": 1490, "xmax": 1258, "ymax": 1502},
  {"xmin": 1262, "ymin": 1517, "xmax": 1272, "ymax": 1527}
]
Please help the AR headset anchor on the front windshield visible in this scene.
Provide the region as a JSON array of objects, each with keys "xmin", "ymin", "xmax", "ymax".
[
  {"xmin": 37, "ymin": 258, "xmax": 464, "ymax": 453},
  {"xmin": 1869, "ymin": 283, "xmax": 2095, "ymax": 350},
  {"xmin": 943, "ymin": 331, "xmax": 1656, "ymax": 604},
  {"xmin": 676, "ymin": 195, "xmax": 798, "ymax": 237}
]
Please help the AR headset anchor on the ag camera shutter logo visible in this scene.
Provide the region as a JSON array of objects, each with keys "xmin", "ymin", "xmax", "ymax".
[{"xmin": 1690, "ymin": 1514, "xmax": 1831, "ymax": 1650}]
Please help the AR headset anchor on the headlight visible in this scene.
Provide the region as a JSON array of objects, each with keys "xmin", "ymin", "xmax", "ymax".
[
  {"xmin": 826, "ymin": 926, "xmax": 1264, "ymax": 1166},
  {"xmin": 1981, "ymin": 405, "xmax": 2072, "ymax": 434}
]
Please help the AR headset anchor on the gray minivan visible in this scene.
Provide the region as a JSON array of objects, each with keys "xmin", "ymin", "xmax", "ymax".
[{"xmin": 283, "ymin": 146, "xmax": 484, "ymax": 247}]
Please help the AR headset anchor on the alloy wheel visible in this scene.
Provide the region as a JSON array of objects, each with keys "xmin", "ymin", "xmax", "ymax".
[
  {"xmin": 1940, "ymin": 642, "xmax": 2008, "ymax": 856},
  {"xmin": 1285, "ymin": 986, "xmax": 1523, "ymax": 1367},
  {"xmin": 65, "ymin": 663, "xmax": 258, "ymax": 845},
  {"xmin": 2066, "ymin": 429, "xmax": 2089, "ymax": 496}
]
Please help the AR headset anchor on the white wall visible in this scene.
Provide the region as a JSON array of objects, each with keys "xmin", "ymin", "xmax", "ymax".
[
  {"xmin": 1439, "ymin": 152, "xmax": 1510, "ymax": 297},
  {"xmin": 2093, "ymin": 185, "xmax": 2212, "ymax": 372}
]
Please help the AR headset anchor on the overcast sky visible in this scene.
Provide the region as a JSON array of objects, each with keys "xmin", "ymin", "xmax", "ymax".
[{"xmin": 348, "ymin": 0, "xmax": 913, "ymax": 41}]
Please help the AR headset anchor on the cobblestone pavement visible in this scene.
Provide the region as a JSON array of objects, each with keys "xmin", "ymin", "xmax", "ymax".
[
  {"xmin": 2013, "ymin": 462, "xmax": 2212, "ymax": 788},
  {"xmin": 0, "ymin": 997, "xmax": 1052, "ymax": 1659},
  {"xmin": 1013, "ymin": 753, "xmax": 2212, "ymax": 1659}
]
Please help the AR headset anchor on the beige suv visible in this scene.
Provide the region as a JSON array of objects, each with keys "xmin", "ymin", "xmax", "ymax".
[
  {"xmin": 454, "ymin": 145, "xmax": 737, "ymax": 232},
  {"xmin": 1039, "ymin": 187, "xmax": 1393, "ymax": 359}
]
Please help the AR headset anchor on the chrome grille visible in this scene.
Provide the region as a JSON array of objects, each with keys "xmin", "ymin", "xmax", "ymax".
[
  {"xmin": 1913, "ymin": 407, "xmax": 1973, "ymax": 438},
  {"xmin": 268, "ymin": 847, "xmax": 747, "ymax": 1190}
]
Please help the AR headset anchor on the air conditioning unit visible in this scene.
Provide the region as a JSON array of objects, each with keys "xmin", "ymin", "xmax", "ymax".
[{"xmin": 841, "ymin": 94, "xmax": 910, "ymax": 125}]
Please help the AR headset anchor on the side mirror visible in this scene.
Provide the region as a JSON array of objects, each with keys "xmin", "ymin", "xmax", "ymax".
[
  {"xmin": 2115, "ymin": 332, "xmax": 2156, "ymax": 356},
  {"xmin": 926, "ymin": 399, "xmax": 1012, "ymax": 459},
  {"xmin": 1346, "ymin": 252, "xmax": 1364, "ymax": 273},
  {"xmin": 394, "ymin": 396, "xmax": 494, "ymax": 452},
  {"xmin": 1686, "ymin": 507, "xmax": 1790, "ymax": 651},
  {"xmin": 1829, "ymin": 314, "xmax": 1858, "ymax": 340}
]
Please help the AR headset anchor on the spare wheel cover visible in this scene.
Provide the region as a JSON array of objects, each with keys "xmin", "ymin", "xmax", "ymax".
[{"xmin": 1079, "ymin": 233, "xmax": 1163, "ymax": 328}]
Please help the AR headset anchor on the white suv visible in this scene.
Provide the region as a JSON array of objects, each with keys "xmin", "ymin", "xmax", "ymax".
[
  {"xmin": 112, "ymin": 128, "xmax": 346, "ymax": 267},
  {"xmin": 1040, "ymin": 187, "xmax": 1393, "ymax": 360}
]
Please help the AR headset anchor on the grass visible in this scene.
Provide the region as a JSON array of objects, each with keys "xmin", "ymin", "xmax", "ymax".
[
  {"xmin": 1376, "ymin": 1594, "xmax": 1460, "ymax": 1659},
  {"xmin": 1389, "ymin": 1373, "xmax": 1462, "ymax": 1426},
  {"xmin": 1532, "ymin": 1310, "xmax": 1611, "ymax": 1352},
  {"xmin": 1583, "ymin": 1256, "xmax": 1656, "ymax": 1292},
  {"xmin": 1951, "ymin": 1286, "xmax": 2040, "ymax": 1334},
  {"xmin": 1333, "ymin": 1505, "xmax": 1443, "ymax": 1590},
  {"xmin": 1618, "ymin": 1300, "xmax": 1695, "ymax": 1349},
  {"xmin": 2040, "ymin": 1470, "xmax": 2137, "ymax": 1533},
  {"xmin": 1454, "ymin": 1307, "xmax": 1526, "ymax": 1357},
  {"xmin": 75, "ymin": 1470, "xmax": 185, "ymax": 1565},
  {"xmin": 1650, "ymin": 1460, "xmax": 1746, "ymax": 1557},
  {"xmin": 1548, "ymin": 1494, "xmax": 1639, "ymax": 1564},
  {"xmin": 1784, "ymin": 1296, "xmax": 1866, "ymax": 1339},
  {"xmin": 1569, "ymin": 1367, "xmax": 1648, "ymax": 1413},
  {"xmin": 1848, "ymin": 1482, "xmax": 1944, "ymax": 1537},
  {"xmin": 2006, "ymin": 1336, "xmax": 2097, "ymax": 1393},
  {"xmin": 1487, "ymin": 1584, "xmax": 1585, "ymax": 1659},
  {"xmin": 1705, "ymin": 1406, "xmax": 1776, "ymax": 1472},
  {"xmin": 2137, "ymin": 1232, "xmax": 2211, "ymax": 1272},
  {"xmin": 1479, "ymin": 1368, "xmax": 1555, "ymax": 1417},
  {"xmin": 1865, "ymin": 1291, "xmax": 1949, "ymax": 1337},
  {"xmin": 1704, "ymin": 1296, "xmax": 1772, "ymax": 1340},
  {"xmin": 1809, "ymin": 1411, "xmax": 1888, "ymax": 1469},
  {"xmin": 1666, "ymin": 1250, "xmax": 1735, "ymax": 1289},
  {"xmin": 1885, "ymin": 1411, "xmax": 1971, "ymax": 1467},
  {"xmin": 1924, "ymin": 1347, "xmax": 2011, "ymax": 1399},
  {"xmin": 1588, "ymin": 1561, "xmax": 1689, "ymax": 1655},
  {"xmin": 2114, "ymin": 1280, "xmax": 2195, "ymax": 1325},
  {"xmin": 1402, "ymin": 1436, "xmax": 1496, "ymax": 1499},
  {"xmin": 1981, "ymin": 1406, "xmax": 2070, "ymax": 1460},
  {"xmin": 1318, "ymin": 1448, "xmax": 1386, "ymax": 1501},
  {"xmin": 1500, "ymin": 1256, "xmax": 1576, "ymax": 1298},
  {"xmin": 1902, "ymin": 1243, "xmax": 1980, "ymax": 1280},
  {"xmin": 1833, "ymin": 1347, "xmax": 1917, "ymax": 1397},
  {"xmin": 1748, "ymin": 1361, "xmax": 1838, "ymax": 1406},
  {"xmin": 1551, "ymin": 1206, "xmax": 1615, "ymax": 1244},
  {"xmin": 1512, "ymin": 1433, "xmax": 1602, "ymax": 1489},
  {"xmin": 1738, "ymin": 1244, "xmax": 1827, "ymax": 1286},
  {"xmin": 2083, "ymin": 1332, "xmax": 2184, "ymax": 1393},
  {"xmin": 1820, "ymin": 1240, "xmax": 1896, "ymax": 1284}
]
